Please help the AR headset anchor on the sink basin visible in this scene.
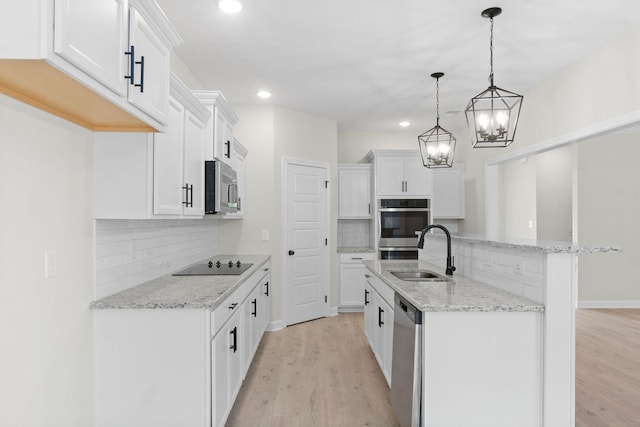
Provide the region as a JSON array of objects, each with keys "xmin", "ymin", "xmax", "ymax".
[{"xmin": 389, "ymin": 270, "xmax": 451, "ymax": 282}]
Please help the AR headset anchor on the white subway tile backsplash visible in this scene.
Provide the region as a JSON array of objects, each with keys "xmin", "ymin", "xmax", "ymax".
[
  {"xmin": 337, "ymin": 219, "xmax": 372, "ymax": 248},
  {"xmin": 94, "ymin": 219, "xmax": 219, "ymax": 299}
]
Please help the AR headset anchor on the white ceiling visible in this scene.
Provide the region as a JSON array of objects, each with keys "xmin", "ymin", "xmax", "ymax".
[{"xmin": 156, "ymin": 0, "xmax": 640, "ymax": 133}]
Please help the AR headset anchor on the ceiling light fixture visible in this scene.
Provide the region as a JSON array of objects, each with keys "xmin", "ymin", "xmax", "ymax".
[
  {"xmin": 465, "ymin": 7, "xmax": 523, "ymax": 148},
  {"xmin": 399, "ymin": 121, "xmax": 410, "ymax": 127},
  {"xmin": 218, "ymin": 0, "xmax": 243, "ymax": 14},
  {"xmin": 257, "ymin": 90, "xmax": 272, "ymax": 99},
  {"xmin": 418, "ymin": 72, "xmax": 456, "ymax": 168}
]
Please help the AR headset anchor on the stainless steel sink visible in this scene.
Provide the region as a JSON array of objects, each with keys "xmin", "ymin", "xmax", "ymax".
[{"xmin": 389, "ymin": 270, "xmax": 451, "ymax": 282}]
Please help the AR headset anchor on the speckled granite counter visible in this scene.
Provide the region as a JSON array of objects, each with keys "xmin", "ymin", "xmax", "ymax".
[
  {"xmin": 90, "ymin": 255, "xmax": 270, "ymax": 310},
  {"xmin": 416, "ymin": 231, "xmax": 621, "ymax": 254},
  {"xmin": 363, "ymin": 259, "xmax": 544, "ymax": 313},
  {"xmin": 337, "ymin": 246, "xmax": 376, "ymax": 253}
]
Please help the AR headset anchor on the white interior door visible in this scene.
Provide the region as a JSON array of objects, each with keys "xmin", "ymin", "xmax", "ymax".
[{"xmin": 285, "ymin": 161, "xmax": 329, "ymax": 326}]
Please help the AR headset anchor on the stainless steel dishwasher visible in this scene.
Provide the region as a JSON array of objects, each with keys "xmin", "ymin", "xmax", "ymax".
[{"xmin": 390, "ymin": 293, "xmax": 422, "ymax": 427}]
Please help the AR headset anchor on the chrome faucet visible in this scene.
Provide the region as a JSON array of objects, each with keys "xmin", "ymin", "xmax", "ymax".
[{"xmin": 417, "ymin": 224, "xmax": 456, "ymax": 276}]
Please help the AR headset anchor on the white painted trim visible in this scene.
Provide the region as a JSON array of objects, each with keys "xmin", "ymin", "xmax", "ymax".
[
  {"xmin": 328, "ymin": 306, "xmax": 339, "ymax": 317},
  {"xmin": 337, "ymin": 306, "xmax": 364, "ymax": 313},
  {"xmin": 267, "ymin": 319, "xmax": 285, "ymax": 332},
  {"xmin": 577, "ymin": 300, "xmax": 640, "ymax": 309},
  {"xmin": 281, "ymin": 157, "xmax": 331, "ymax": 327}
]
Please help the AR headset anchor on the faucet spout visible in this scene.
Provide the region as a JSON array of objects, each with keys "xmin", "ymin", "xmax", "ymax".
[{"xmin": 417, "ymin": 224, "xmax": 456, "ymax": 276}]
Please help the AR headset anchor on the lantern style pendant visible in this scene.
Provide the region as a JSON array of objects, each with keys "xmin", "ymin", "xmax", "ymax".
[
  {"xmin": 465, "ymin": 7, "xmax": 523, "ymax": 148},
  {"xmin": 418, "ymin": 72, "xmax": 456, "ymax": 168}
]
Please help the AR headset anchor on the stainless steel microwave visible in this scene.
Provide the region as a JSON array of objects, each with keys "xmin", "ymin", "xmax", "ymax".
[{"xmin": 205, "ymin": 160, "xmax": 238, "ymax": 214}]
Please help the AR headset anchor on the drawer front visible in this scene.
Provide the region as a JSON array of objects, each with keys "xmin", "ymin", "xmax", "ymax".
[
  {"xmin": 340, "ymin": 252, "xmax": 376, "ymax": 264},
  {"xmin": 212, "ymin": 287, "xmax": 243, "ymax": 335}
]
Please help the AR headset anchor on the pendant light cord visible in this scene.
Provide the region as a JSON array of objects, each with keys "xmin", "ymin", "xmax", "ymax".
[
  {"xmin": 435, "ymin": 76, "xmax": 440, "ymax": 126},
  {"xmin": 489, "ymin": 16, "xmax": 495, "ymax": 87}
]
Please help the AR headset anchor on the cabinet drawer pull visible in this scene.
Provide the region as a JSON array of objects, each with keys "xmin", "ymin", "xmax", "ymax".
[
  {"xmin": 364, "ymin": 274, "xmax": 371, "ymax": 279},
  {"xmin": 351, "ymin": 257, "xmax": 363, "ymax": 260},
  {"xmin": 228, "ymin": 302, "xmax": 238, "ymax": 310},
  {"xmin": 264, "ymin": 281, "xmax": 269, "ymax": 296},
  {"xmin": 378, "ymin": 307, "xmax": 384, "ymax": 327},
  {"xmin": 364, "ymin": 289, "xmax": 370, "ymax": 305},
  {"xmin": 252, "ymin": 299, "xmax": 257, "ymax": 317}
]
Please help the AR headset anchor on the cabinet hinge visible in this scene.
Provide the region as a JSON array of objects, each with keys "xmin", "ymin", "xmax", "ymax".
[{"xmin": 325, "ymin": 180, "xmax": 329, "ymax": 189}]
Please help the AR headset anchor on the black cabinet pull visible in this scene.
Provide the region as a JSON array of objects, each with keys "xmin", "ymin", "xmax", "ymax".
[
  {"xmin": 378, "ymin": 307, "xmax": 384, "ymax": 327},
  {"xmin": 364, "ymin": 289, "xmax": 370, "ymax": 305},
  {"xmin": 264, "ymin": 281, "xmax": 269, "ymax": 296},
  {"xmin": 229, "ymin": 327, "xmax": 237, "ymax": 353},
  {"xmin": 288, "ymin": 250, "xmax": 295, "ymax": 256},
  {"xmin": 252, "ymin": 299, "xmax": 257, "ymax": 317},
  {"xmin": 225, "ymin": 140, "xmax": 231, "ymax": 158},
  {"xmin": 364, "ymin": 274, "xmax": 371, "ymax": 279},
  {"xmin": 228, "ymin": 302, "xmax": 238, "ymax": 310},
  {"xmin": 182, "ymin": 184, "xmax": 193, "ymax": 207},
  {"xmin": 124, "ymin": 45, "xmax": 135, "ymax": 84},
  {"xmin": 135, "ymin": 55, "xmax": 145, "ymax": 93}
]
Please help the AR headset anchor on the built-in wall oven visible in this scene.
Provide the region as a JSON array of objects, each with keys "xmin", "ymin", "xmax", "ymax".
[{"xmin": 377, "ymin": 199, "xmax": 431, "ymax": 260}]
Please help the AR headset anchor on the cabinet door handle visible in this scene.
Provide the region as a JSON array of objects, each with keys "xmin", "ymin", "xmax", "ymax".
[
  {"xmin": 351, "ymin": 257, "xmax": 363, "ymax": 260},
  {"xmin": 225, "ymin": 140, "xmax": 231, "ymax": 158},
  {"xmin": 264, "ymin": 281, "xmax": 269, "ymax": 296},
  {"xmin": 135, "ymin": 55, "xmax": 145, "ymax": 93},
  {"xmin": 368, "ymin": 203, "xmax": 371, "ymax": 214},
  {"xmin": 228, "ymin": 302, "xmax": 238, "ymax": 310},
  {"xmin": 364, "ymin": 289, "xmax": 370, "ymax": 305},
  {"xmin": 182, "ymin": 184, "xmax": 193, "ymax": 207},
  {"xmin": 378, "ymin": 307, "xmax": 384, "ymax": 327},
  {"xmin": 252, "ymin": 299, "xmax": 257, "ymax": 317},
  {"xmin": 364, "ymin": 274, "xmax": 371, "ymax": 279},
  {"xmin": 124, "ymin": 45, "xmax": 135, "ymax": 84},
  {"xmin": 229, "ymin": 326, "xmax": 237, "ymax": 353}
]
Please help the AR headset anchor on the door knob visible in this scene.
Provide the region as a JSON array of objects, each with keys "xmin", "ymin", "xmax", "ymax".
[{"xmin": 288, "ymin": 250, "xmax": 295, "ymax": 256}]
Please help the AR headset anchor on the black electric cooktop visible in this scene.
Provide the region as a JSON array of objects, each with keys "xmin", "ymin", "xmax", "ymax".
[{"xmin": 172, "ymin": 260, "xmax": 253, "ymax": 276}]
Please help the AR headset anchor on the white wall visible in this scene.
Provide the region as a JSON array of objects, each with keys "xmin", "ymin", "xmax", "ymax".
[
  {"xmin": 536, "ymin": 145, "xmax": 573, "ymax": 242},
  {"xmin": 501, "ymin": 157, "xmax": 537, "ymax": 239},
  {"xmin": 337, "ymin": 129, "xmax": 416, "ymax": 162},
  {"xmin": 577, "ymin": 133, "xmax": 640, "ymax": 304},
  {"xmin": 219, "ymin": 105, "xmax": 338, "ymax": 325},
  {"xmin": 0, "ymin": 95, "xmax": 94, "ymax": 426}
]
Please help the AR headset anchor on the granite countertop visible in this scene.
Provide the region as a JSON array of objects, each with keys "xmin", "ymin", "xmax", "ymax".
[
  {"xmin": 337, "ymin": 246, "xmax": 376, "ymax": 253},
  {"xmin": 363, "ymin": 259, "xmax": 544, "ymax": 313},
  {"xmin": 416, "ymin": 231, "xmax": 621, "ymax": 254},
  {"xmin": 90, "ymin": 255, "xmax": 270, "ymax": 310}
]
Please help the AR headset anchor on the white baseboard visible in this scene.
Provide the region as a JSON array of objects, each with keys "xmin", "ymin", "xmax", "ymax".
[
  {"xmin": 329, "ymin": 306, "xmax": 339, "ymax": 317},
  {"xmin": 338, "ymin": 305, "xmax": 364, "ymax": 313},
  {"xmin": 267, "ymin": 319, "xmax": 285, "ymax": 331},
  {"xmin": 577, "ymin": 300, "xmax": 640, "ymax": 309}
]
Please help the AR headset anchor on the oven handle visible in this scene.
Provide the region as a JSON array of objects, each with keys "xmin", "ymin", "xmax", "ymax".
[
  {"xmin": 379, "ymin": 247, "xmax": 419, "ymax": 251},
  {"xmin": 378, "ymin": 208, "xmax": 430, "ymax": 212}
]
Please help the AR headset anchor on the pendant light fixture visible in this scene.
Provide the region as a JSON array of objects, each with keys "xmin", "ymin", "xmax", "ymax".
[
  {"xmin": 418, "ymin": 72, "xmax": 456, "ymax": 168},
  {"xmin": 465, "ymin": 7, "xmax": 523, "ymax": 148}
]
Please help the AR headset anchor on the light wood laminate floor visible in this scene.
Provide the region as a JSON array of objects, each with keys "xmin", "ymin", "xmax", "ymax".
[
  {"xmin": 227, "ymin": 313, "xmax": 400, "ymax": 427},
  {"xmin": 228, "ymin": 310, "xmax": 640, "ymax": 426},
  {"xmin": 575, "ymin": 309, "xmax": 640, "ymax": 427}
]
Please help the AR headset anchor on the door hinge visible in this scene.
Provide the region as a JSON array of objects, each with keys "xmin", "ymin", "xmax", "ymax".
[
  {"xmin": 325, "ymin": 180, "xmax": 329, "ymax": 188},
  {"xmin": 325, "ymin": 238, "xmax": 328, "ymax": 246},
  {"xmin": 325, "ymin": 295, "xmax": 328, "ymax": 303}
]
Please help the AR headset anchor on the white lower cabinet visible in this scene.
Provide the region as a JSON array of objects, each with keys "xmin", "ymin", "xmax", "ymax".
[
  {"xmin": 363, "ymin": 272, "xmax": 394, "ymax": 386},
  {"xmin": 339, "ymin": 252, "xmax": 376, "ymax": 309},
  {"xmin": 95, "ymin": 261, "xmax": 271, "ymax": 427}
]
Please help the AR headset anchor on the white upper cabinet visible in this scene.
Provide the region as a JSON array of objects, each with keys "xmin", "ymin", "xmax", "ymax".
[
  {"xmin": 338, "ymin": 164, "xmax": 372, "ymax": 219},
  {"xmin": 94, "ymin": 73, "xmax": 210, "ymax": 219},
  {"xmin": 0, "ymin": 0, "xmax": 181, "ymax": 132},
  {"xmin": 193, "ymin": 91, "xmax": 239, "ymax": 167},
  {"xmin": 369, "ymin": 150, "xmax": 433, "ymax": 197},
  {"xmin": 54, "ymin": 0, "xmax": 129, "ymax": 97},
  {"xmin": 432, "ymin": 164, "xmax": 465, "ymax": 219}
]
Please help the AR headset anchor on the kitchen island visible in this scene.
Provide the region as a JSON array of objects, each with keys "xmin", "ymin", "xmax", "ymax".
[
  {"xmin": 364, "ymin": 259, "xmax": 544, "ymax": 427},
  {"xmin": 375, "ymin": 233, "xmax": 620, "ymax": 426},
  {"xmin": 91, "ymin": 254, "xmax": 271, "ymax": 427}
]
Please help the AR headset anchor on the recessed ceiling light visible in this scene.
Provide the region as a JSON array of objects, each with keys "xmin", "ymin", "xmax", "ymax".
[
  {"xmin": 257, "ymin": 91, "xmax": 272, "ymax": 99},
  {"xmin": 399, "ymin": 121, "xmax": 410, "ymax": 127},
  {"xmin": 219, "ymin": 0, "xmax": 243, "ymax": 14}
]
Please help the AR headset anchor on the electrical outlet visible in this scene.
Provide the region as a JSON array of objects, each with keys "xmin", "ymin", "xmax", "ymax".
[
  {"xmin": 513, "ymin": 262, "xmax": 523, "ymax": 275},
  {"xmin": 262, "ymin": 230, "xmax": 269, "ymax": 241}
]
